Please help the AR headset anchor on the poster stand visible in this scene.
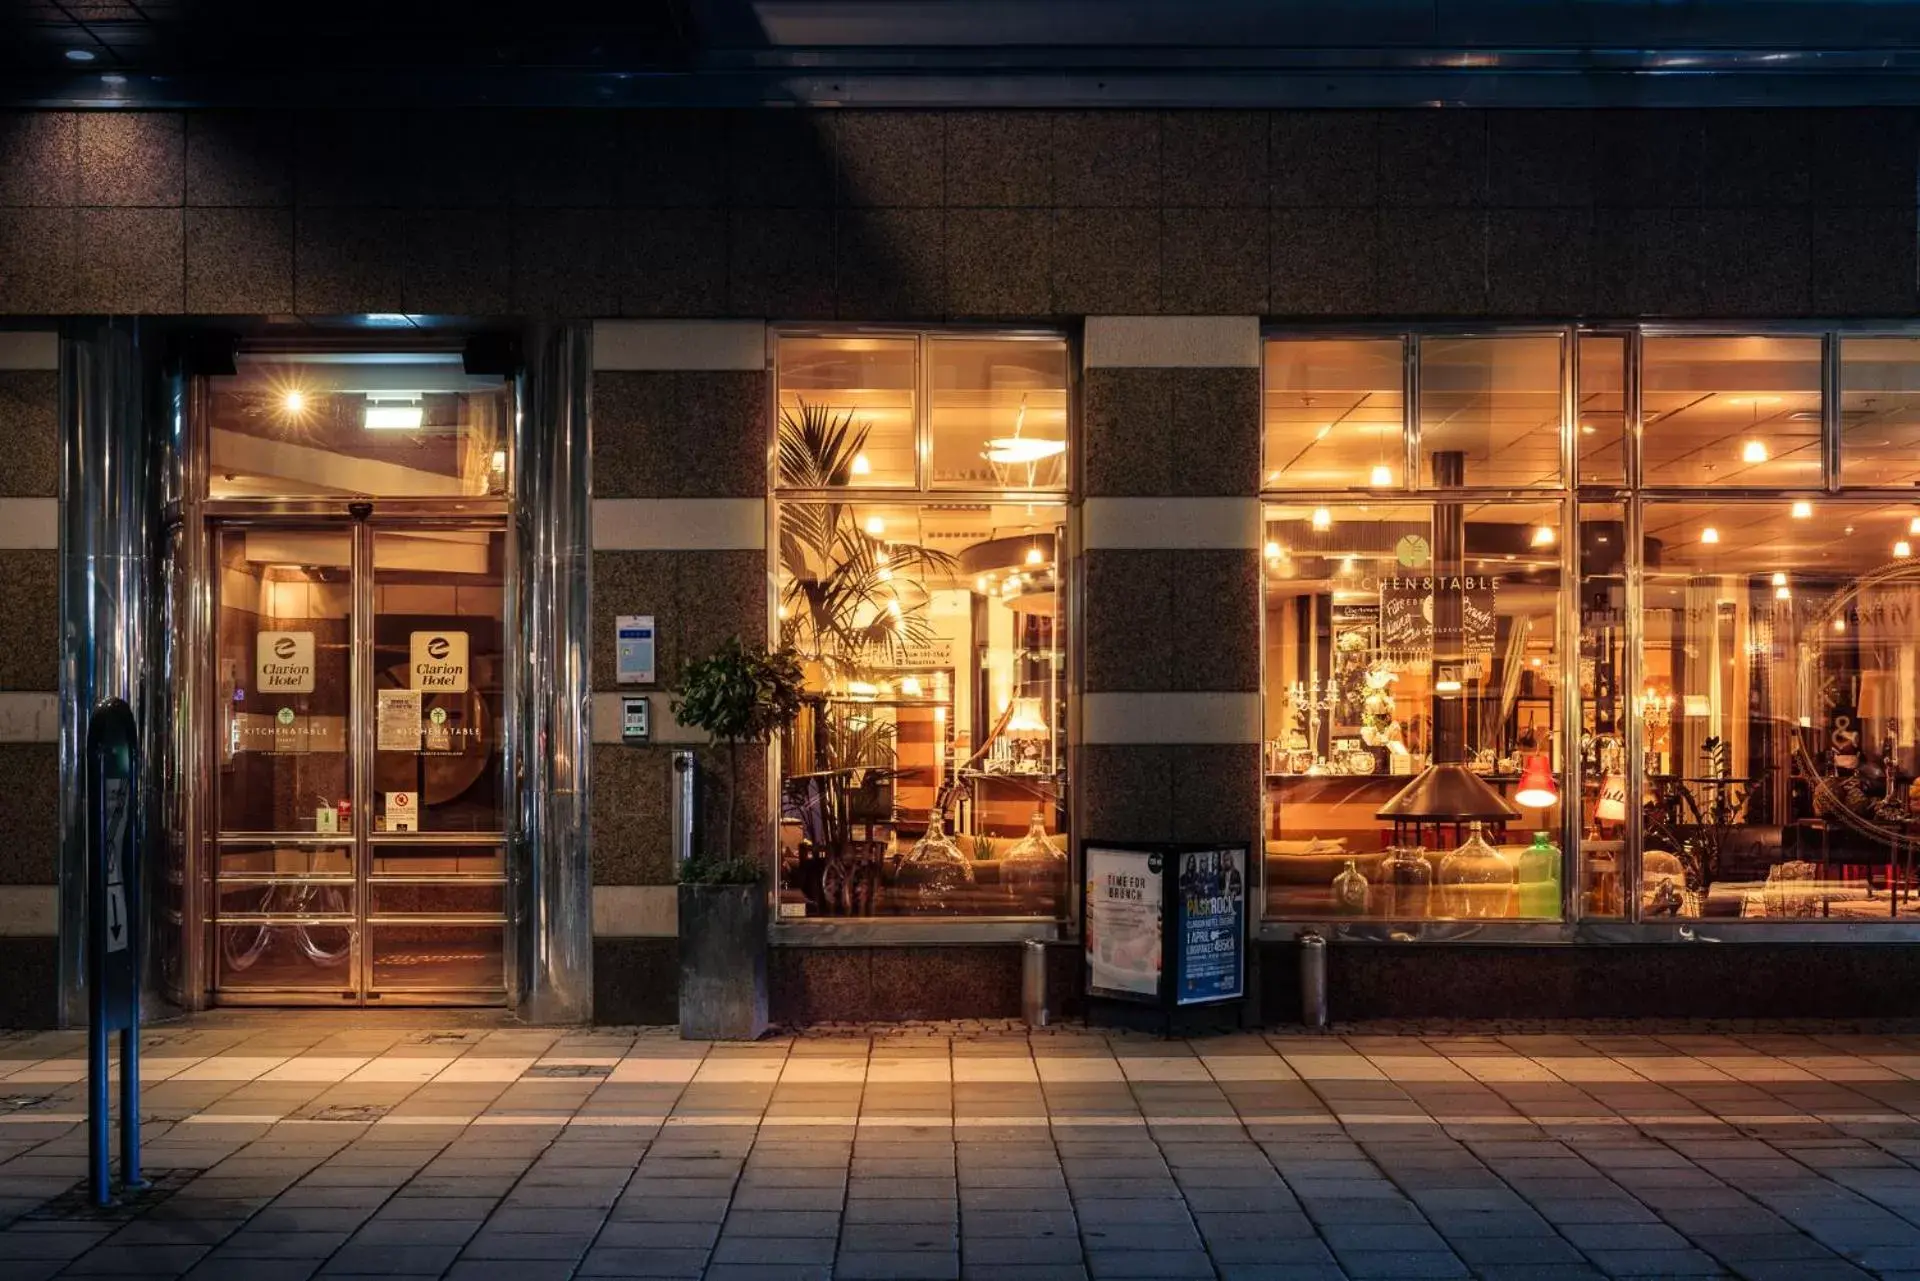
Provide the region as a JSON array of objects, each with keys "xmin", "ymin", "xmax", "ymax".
[
  {"xmin": 87, "ymin": 699, "xmax": 144, "ymax": 1206},
  {"xmin": 1082, "ymin": 840, "xmax": 1250, "ymax": 1037}
]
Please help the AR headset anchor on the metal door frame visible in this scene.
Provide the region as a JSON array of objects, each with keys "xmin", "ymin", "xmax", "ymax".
[{"xmin": 204, "ymin": 509, "xmax": 512, "ymax": 1007}]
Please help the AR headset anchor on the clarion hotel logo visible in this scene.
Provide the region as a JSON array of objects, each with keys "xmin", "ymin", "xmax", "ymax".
[
  {"xmin": 409, "ymin": 632, "xmax": 470, "ymax": 692},
  {"xmin": 256, "ymin": 631, "xmax": 315, "ymax": 694}
]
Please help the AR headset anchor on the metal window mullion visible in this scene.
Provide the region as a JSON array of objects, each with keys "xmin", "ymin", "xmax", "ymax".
[
  {"xmin": 1623, "ymin": 495, "xmax": 1646, "ymax": 925},
  {"xmin": 915, "ymin": 332, "xmax": 932, "ymax": 492},
  {"xmin": 1824, "ymin": 330, "xmax": 1843, "ymax": 493},
  {"xmin": 352, "ymin": 521, "xmax": 375, "ymax": 1002},
  {"xmin": 1560, "ymin": 329, "xmax": 1581, "ymax": 924},
  {"xmin": 1626, "ymin": 329, "xmax": 1644, "ymax": 492}
]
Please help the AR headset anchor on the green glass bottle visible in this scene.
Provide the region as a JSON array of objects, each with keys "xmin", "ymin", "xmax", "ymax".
[{"xmin": 1516, "ymin": 830, "xmax": 1562, "ymax": 918}]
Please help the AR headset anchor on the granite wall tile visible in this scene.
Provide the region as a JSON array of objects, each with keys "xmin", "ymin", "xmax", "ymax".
[
  {"xmin": 0, "ymin": 937, "xmax": 56, "ymax": 1028},
  {"xmin": 729, "ymin": 112, "xmax": 836, "ymax": 207},
  {"xmin": 511, "ymin": 208, "xmax": 617, "ymax": 316},
  {"xmin": 1487, "ymin": 208, "xmax": 1593, "ymax": 316},
  {"xmin": 185, "ymin": 112, "xmax": 292, "ymax": 207},
  {"xmin": 511, "ymin": 111, "xmax": 619, "ymax": 207},
  {"xmin": 0, "ymin": 745, "xmax": 57, "ymax": 883},
  {"xmin": 0, "ymin": 551, "xmax": 57, "ymax": 691},
  {"xmin": 1701, "ymin": 111, "xmax": 1810, "ymax": 207},
  {"xmin": 770, "ymin": 947, "xmax": 874, "ymax": 1024},
  {"xmin": 1084, "ymin": 367, "xmax": 1173, "ymax": 497},
  {"xmin": 1376, "ymin": 209, "xmax": 1487, "ymax": 315},
  {"xmin": 1810, "ymin": 109, "xmax": 1920, "ymax": 207},
  {"xmin": 1592, "ymin": 111, "xmax": 1705, "ymax": 207},
  {"xmin": 1271, "ymin": 207, "xmax": 1379, "ymax": 316},
  {"xmin": 1379, "ymin": 111, "xmax": 1486, "ymax": 208},
  {"xmin": 945, "ymin": 208, "xmax": 1050, "ymax": 317},
  {"xmin": 294, "ymin": 111, "xmax": 410, "ymax": 207},
  {"xmin": 615, "ymin": 208, "xmax": 727, "ymax": 317},
  {"xmin": 728, "ymin": 208, "xmax": 834, "ymax": 318},
  {"xmin": 403, "ymin": 208, "xmax": 511, "ymax": 315},
  {"xmin": 1593, "ymin": 207, "xmax": 1704, "ymax": 316},
  {"xmin": 835, "ymin": 112, "xmax": 944, "ymax": 207},
  {"xmin": 1083, "ymin": 549, "xmax": 1174, "ymax": 693},
  {"xmin": 0, "ymin": 112, "xmax": 75, "ymax": 206},
  {"xmin": 1161, "ymin": 111, "xmax": 1268, "ymax": 208},
  {"xmin": 1695, "ymin": 207, "xmax": 1811, "ymax": 316},
  {"xmin": 1812, "ymin": 206, "xmax": 1917, "ymax": 315},
  {"xmin": 1271, "ymin": 111, "xmax": 1379, "ymax": 208},
  {"xmin": 871, "ymin": 947, "xmax": 1021, "ymax": 1020},
  {"xmin": 185, "ymin": 207, "xmax": 294, "ymax": 314},
  {"xmin": 78, "ymin": 112, "xmax": 184, "ymax": 207},
  {"xmin": 944, "ymin": 111, "xmax": 1052, "ymax": 207},
  {"xmin": 836, "ymin": 206, "xmax": 945, "ymax": 318},
  {"xmin": 75, "ymin": 208, "xmax": 184, "ymax": 313},
  {"xmin": 0, "ymin": 372, "xmax": 58, "ymax": 497},
  {"xmin": 1053, "ymin": 112, "xmax": 1161, "ymax": 207},
  {"xmin": 1169, "ymin": 550, "xmax": 1260, "ymax": 693},
  {"xmin": 1050, "ymin": 208, "xmax": 1159, "ymax": 315},
  {"xmin": 294, "ymin": 207, "xmax": 407, "ymax": 314},
  {"xmin": 592, "ymin": 550, "xmax": 679, "ymax": 690},
  {"xmin": 592, "ymin": 938, "xmax": 678, "ymax": 1025},
  {"xmin": 1487, "ymin": 111, "xmax": 1592, "ymax": 207},
  {"xmin": 1170, "ymin": 742, "xmax": 1261, "ymax": 845},
  {"xmin": 616, "ymin": 110, "xmax": 728, "ymax": 207},
  {"xmin": 676, "ymin": 549, "xmax": 770, "ymax": 670},
  {"xmin": 1079, "ymin": 743, "xmax": 1174, "ymax": 844},
  {"xmin": 1085, "ymin": 366, "xmax": 1259, "ymax": 498},
  {"xmin": 594, "ymin": 370, "xmax": 767, "ymax": 499},
  {"xmin": 0, "ymin": 208, "xmax": 73, "ymax": 314},
  {"xmin": 691, "ymin": 741, "xmax": 768, "ymax": 868},
  {"xmin": 1161, "ymin": 207, "xmax": 1269, "ymax": 315},
  {"xmin": 590, "ymin": 743, "xmax": 672, "ymax": 885}
]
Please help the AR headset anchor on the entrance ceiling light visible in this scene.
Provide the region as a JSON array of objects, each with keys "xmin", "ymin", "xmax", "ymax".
[
  {"xmin": 1791, "ymin": 500, "xmax": 1813, "ymax": 519},
  {"xmin": 1741, "ymin": 440, "xmax": 1769, "ymax": 464},
  {"xmin": 364, "ymin": 401, "xmax": 424, "ymax": 430},
  {"xmin": 984, "ymin": 437, "xmax": 1064, "ymax": 465}
]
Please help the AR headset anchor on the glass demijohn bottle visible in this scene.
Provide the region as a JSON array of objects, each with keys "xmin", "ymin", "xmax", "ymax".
[
  {"xmin": 1438, "ymin": 821, "xmax": 1513, "ymax": 919},
  {"xmin": 1001, "ymin": 810, "xmax": 1067, "ymax": 914},
  {"xmin": 1331, "ymin": 858, "xmax": 1370, "ymax": 914},
  {"xmin": 1516, "ymin": 830, "xmax": 1561, "ymax": 918},
  {"xmin": 900, "ymin": 809, "xmax": 972, "ymax": 909},
  {"xmin": 1379, "ymin": 845, "xmax": 1434, "ymax": 918}
]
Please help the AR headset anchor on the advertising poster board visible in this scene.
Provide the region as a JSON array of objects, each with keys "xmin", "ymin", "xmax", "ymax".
[
  {"xmin": 1085, "ymin": 846, "xmax": 1163, "ymax": 1002},
  {"xmin": 1173, "ymin": 846, "xmax": 1246, "ymax": 1005}
]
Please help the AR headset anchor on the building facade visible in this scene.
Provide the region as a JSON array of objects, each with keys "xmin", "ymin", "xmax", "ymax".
[{"xmin": 6, "ymin": 87, "xmax": 1920, "ymax": 1025}]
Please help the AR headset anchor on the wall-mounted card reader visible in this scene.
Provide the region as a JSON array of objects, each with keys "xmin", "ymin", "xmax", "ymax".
[
  {"xmin": 615, "ymin": 614, "xmax": 655, "ymax": 685},
  {"xmin": 622, "ymin": 695, "xmax": 651, "ymax": 744}
]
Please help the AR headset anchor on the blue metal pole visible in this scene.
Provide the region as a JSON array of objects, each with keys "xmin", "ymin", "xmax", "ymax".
[
  {"xmin": 120, "ymin": 748, "xmax": 143, "ymax": 1189},
  {"xmin": 87, "ymin": 736, "xmax": 109, "ymax": 1206}
]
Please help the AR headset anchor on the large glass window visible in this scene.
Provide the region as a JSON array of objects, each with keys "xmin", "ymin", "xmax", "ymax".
[
  {"xmin": 1642, "ymin": 336, "xmax": 1822, "ymax": 487},
  {"xmin": 1418, "ymin": 335, "xmax": 1564, "ymax": 488},
  {"xmin": 1840, "ymin": 338, "xmax": 1920, "ymax": 488},
  {"xmin": 1264, "ymin": 339, "xmax": 1405, "ymax": 491},
  {"xmin": 775, "ymin": 333, "xmax": 1070, "ymax": 921},
  {"xmin": 1262, "ymin": 499, "xmax": 1567, "ymax": 920},
  {"xmin": 206, "ymin": 353, "xmax": 511, "ymax": 499}
]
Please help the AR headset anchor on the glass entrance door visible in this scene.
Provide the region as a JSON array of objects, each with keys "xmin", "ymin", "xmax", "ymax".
[{"xmin": 209, "ymin": 520, "xmax": 509, "ymax": 1005}]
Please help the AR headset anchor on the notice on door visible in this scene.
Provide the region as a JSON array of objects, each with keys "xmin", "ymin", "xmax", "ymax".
[
  {"xmin": 377, "ymin": 689, "xmax": 422, "ymax": 751},
  {"xmin": 410, "ymin": 631, "xmax": 469, "ymax": 692},
  {"xmin": 256, "ymin": 631, "xmax": 316, "ymax": 694},
  {"xmin": 1085, "ymin": 846, "xmax": 1163, "ymax": 1001}
]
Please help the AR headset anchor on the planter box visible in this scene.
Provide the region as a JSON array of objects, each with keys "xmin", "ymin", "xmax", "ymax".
[{"xmin": 677, "ymin": 883, "xmax": 769, "ymax": 1040}]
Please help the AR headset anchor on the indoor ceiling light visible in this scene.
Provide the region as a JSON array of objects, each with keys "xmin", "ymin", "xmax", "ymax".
[
  {"xmin": 364, "ymin": 403, "xmax": 423, "ymax": 431},
  {"xmin": 1791, "ymin": 500, "xmax": 1813, "ymax": 519},
  {"xmin": 1435, "ymin": 674, "xmax": 1463, "ymax": 694},
  {"xmin": 1834, "ymin": 616, "xmax": 1848, "ymax": 632},
  {"xmin": 1909, "ymin": 516, "xmax": 1920, "ymax": 536},
  {"xmin": 850, "ymin": 453, "xmax": 872, "ymax": 476},
  {"xmin": 1580, "ymin": 422, "xmax": 1596, "ymax": 435},
  {"xmin": 1772, "ymin": 572, "xmax": 1788, "ymax": 587},
  {"xmin": 984, "ymin": 437, "xmax": 1065, "ymax": 465},
  {"xmin": 1776, "ymin": 585, "xmax": 1792, "ymax": 600},
  {"xmin": 281, "ymin": 389, "xmax": 307, "ymax": 416},
  {"xmin": 974, "ymin": 576, "xmax": 987, "ymax": 594},
  {"xmin": 900, "ymin": 675, "xmax": 923, "ymax": 698},
  {"xmin": 1311, "ymin": 507, "xmax": 1332, "ymax": 532},
  {"xmin": 1369, "ymin": 464, "xmax": 1393, "ymax": 487},
  {"xmin": 1530, "ymin": 526, "xmax": 1555, "ymax": 547},
  {"xmin": 1742, "ymin": 440, "xmax": 1769, "ymax": 464},
  {"xmin": 1701, "ymin": 526, "xmax": 1720, "ymax": 544},
  {"xmin": 64, "ymin": 48, "xmax": 96, "ymax": 62},
  {"xmin": 1264, "ymin": 541, "xmax": 1281, "ymax": 559},
  {"xmin": 864, "ymin": 515, "xmax": 885, "ymax": 536},
  {"xmin": 1024, "ymin": 545, "xmax": 1044, "ymax": 566},
  {"xmin": 1899, "ymin": 541, "xmax": 1915, "ymax": 559}
]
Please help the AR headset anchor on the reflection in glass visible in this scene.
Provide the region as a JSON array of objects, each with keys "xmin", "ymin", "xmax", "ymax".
[
  {"xmin": 1262, "ymin": 499, "xmax": 1564, "ymax": 919},
  {"xmin": 1642, "ymin": 336, "xmax": 1821, "ymax": 487},
  {"xmin": 1577, "ymin": 503, "xmax": 1628, "ymax": 917},
  {"xmin": 1638, "ymin": 501, "xmax": 1920, "ymax": 919},
  {"xmin": 930, "ymin": 338, "xmax": 1069, "ymax": 491},
  {"xmin": 1577, "ymin": 336, "xmax": 1627, "ymax": 486},
  {"xmin": 1263, "ymin": 339, "xmax": 1405, "ymax": 490},
  {"xmin": 1841, "ymin": 337, "xmax": 1920, "ymax": 487},
  {"xmin": 778, "ymin": 336, "xmax": 917, "ymax": 487},
  {"xmin": 1418, "ymin": 335, "xmax": 1563, "ymax": 488},
  {"xmin": 207, "ymin": 353, "xmax": 510, "ymax": 498}
]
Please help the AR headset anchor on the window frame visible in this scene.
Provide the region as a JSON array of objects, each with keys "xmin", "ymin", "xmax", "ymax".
[{"xmin": 766, "ymin": 325, "xmax": 1078, "ymax": 945}]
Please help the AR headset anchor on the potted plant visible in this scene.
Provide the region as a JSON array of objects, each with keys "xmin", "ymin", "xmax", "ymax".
[{"xmin": 670, "ymin": 636, "xmax": 805, "ymax": 1039}]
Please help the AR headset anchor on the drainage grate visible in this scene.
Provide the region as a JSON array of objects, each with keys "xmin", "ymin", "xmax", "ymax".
[
  {"xmin": 407, "ymin": 1031, "xmax": 484, "ymax": 1045},
  {"xmin": 27, "ymin": 1169, "xmax": 190, "ymax": 1221},
  {"xmin": 0, "ymin": 1094, "xmax": 54, "ymax": 1113},
  {"xmin": 295, "ymin": 1103, "xmax": 392, "ymax": 1123},
  {"xmin": 522, "ymin": 1064, "xmax": 612, "ymax": 1079}
]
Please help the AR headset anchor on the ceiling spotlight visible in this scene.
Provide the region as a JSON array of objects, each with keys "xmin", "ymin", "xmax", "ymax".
[
  {"xmin": 1772, "ymin": 572, "xmax": 1788, "ymax": 587},
  {"xmin": 1369, "ymin": 465, "xmax": 1393, "ymax": 487},
  {"xmin": 1791, "ymin": 500, "xmax": 1813, "ymax": 519},
  {"xmin": 1024, "ymin": 545, "xmax": 1044, "ymax": 567},
  {"xmin": 850, "ymin": 453, "xmax": 872, "ymax": 477},
  {"xmin": 64, "ymin": 48, "xmax": 96, "ymax": 63},
  {"xmin": 1776, "ymin": 586, "xmax": 1792, "ymax": 600},
  {"xmin": 1579, "ymin": 422, "xmax": 1596, "ymax": 436},
  {"xmin": 1701, "ymin": 526, "xmax": 1720, "ymax": 545},
  {"xmin": 1311, "ymin": 507, "xmax": 1332, "ymax": 532},
  {"xmin": 1898, "ymin": 541, "xmax": 1914, "ymax": 559},
  {"xmin": 1909, "ymin": 516, "xmax": 1920, "ymax": 536},
  {"xmin": 1264, "ymin": 541, "xmax": 1282, "ymax": 559},
  {"xmin": 1530, "ymin": 526, "xmax": 1556, "ymax": 548},
  {"xmin": 974, "ymin": 576, "xmax": 987, "ymax": 594},
  {"xmin": 1742, "ymin": 440, "xmax": 1769, "ymax": 464},
  {"xmin": 1834, "ymin": 616, "xmax": 1848, "ymax": 632},
  {"xmin": 282, "ymin": 389, "xmax": 307, "ymax": 416},
  {"xmin": 864, "ymin": 515, "xmax": 885, "ymax": 537}
]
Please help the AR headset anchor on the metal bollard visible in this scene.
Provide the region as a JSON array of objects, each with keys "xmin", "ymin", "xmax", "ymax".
[
  {"xmin": 670, "ymin": 751, "xmax": 698, "ymax": 867},
  {"xmin": 1299, "ymin": 931, "xmax": 1329, "ymax": 1028},
  {"xmin": 1021, "ymin": 938, "xmax": 1050, "ymax": 1027}
]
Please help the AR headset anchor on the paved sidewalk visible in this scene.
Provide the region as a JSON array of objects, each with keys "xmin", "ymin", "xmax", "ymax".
[{"xmin": 9, "ymin": 1018, "xmax": 1920, "ymax": 1279}]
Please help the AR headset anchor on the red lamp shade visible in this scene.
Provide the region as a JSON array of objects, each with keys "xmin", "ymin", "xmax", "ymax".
[{"xmin": 1514, "ymin": 753, "xmax": 1559, "ymax": 809}]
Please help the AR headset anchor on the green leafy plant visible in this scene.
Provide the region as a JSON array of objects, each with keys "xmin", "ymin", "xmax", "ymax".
[{"xmin": 671, "ymin": 637, "xmax": 806, "ymax": 880}]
